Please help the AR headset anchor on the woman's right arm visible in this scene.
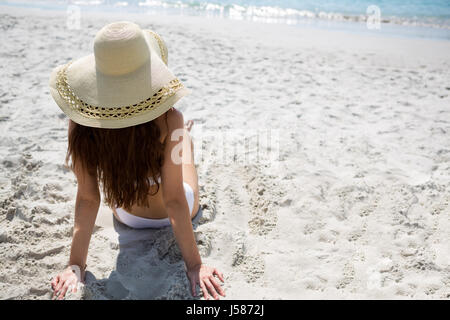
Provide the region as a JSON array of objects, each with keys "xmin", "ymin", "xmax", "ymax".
[
  {"xmin": 161, "ymin": 109, "xmax": 202, "ymax": 270},
  {"xmin": 160, "ymin": 109, "xmax": 225, "ymax": 300}
]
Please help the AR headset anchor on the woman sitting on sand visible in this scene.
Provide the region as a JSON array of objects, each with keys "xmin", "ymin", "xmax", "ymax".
[{"xmin": 47, "ymin": 21, "xmax": 225, "ymax": 300}]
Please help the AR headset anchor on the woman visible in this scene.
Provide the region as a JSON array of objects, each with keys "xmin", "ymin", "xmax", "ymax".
[{"xmin": 47, "ymin": 21, "xmax": 225, "ymax": 300}]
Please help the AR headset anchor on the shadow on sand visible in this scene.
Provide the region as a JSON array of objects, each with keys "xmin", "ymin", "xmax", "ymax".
[{"xmin": 83, "ymin": 207, "xmax": 204, "ymax": 300}]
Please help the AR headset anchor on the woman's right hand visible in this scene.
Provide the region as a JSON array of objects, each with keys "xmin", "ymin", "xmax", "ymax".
[
  {"xmin": 186, "ymin": 263, "xmax": 226, "ymax": 300},
  {"xmin": 51, "ymin": 265, "xmax": 84, "ymax": 300}
]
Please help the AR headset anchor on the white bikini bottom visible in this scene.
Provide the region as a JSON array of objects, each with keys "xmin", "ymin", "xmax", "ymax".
[{"xmin": 115, "ymin": 181, "xmax": 195, "ymax": 229}]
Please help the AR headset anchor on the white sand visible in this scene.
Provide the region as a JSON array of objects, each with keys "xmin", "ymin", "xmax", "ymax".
[{"xmin": 0, "ymin": 5, "xmax": 449, "ymax": 299}]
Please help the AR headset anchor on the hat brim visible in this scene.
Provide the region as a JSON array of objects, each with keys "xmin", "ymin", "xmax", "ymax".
[{"xmin": 49, "ymin": 30, "xmax": 191, "ymax": 129}]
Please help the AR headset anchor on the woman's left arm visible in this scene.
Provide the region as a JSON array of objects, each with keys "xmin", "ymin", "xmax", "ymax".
[
  {"xmin": 51, "ymin": 163, "xmax": 100, "ymax": 299},
  {"xmin": 69, "ymin": 195, "xmax": 100, "ymax": 270},
  {"xmin": 66, "ymin": 119, "xmax": 101, "ymax": 269}
]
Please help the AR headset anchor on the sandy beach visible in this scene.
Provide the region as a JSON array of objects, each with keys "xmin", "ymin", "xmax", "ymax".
[{"xmin": 0, "ymin": 5, "xmax": 449, "ymax": 299}]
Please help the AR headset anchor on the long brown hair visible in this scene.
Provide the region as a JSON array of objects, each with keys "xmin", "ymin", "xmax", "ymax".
[{"xmin": 64, "ymin": 116, "xmax": 167, "ymax": 212}]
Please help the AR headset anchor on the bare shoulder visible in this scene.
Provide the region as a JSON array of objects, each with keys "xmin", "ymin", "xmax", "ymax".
[
  {"xmin": 165, "ymin": 107, "xmax": 184, "ymax": 130},
  {"xmin": 152, "ymin": 108, "xmax": 182, "ymax": 143},
  {"xmin": 161, "ymin": 108, "xmax": 184, "ymax": 142}
]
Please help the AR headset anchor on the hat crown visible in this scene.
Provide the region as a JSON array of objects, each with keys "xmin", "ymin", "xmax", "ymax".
[{"xmin": 94, "ymin": 21, "xmax": 150, "ymax": 76}]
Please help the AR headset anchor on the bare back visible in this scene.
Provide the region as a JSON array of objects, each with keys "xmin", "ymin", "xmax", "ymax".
[{"xmin": 111, "ymin": 109, "xmax": 199, "ymax": 220}]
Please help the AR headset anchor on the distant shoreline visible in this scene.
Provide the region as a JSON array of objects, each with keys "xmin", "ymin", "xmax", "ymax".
[{"xmin": 0, "ymin": 0, "xmax": 449, "ymax": 41}]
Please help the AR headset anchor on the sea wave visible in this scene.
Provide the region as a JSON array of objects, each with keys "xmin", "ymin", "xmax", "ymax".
[
  {"xmin": 1, "ymin": 0, "xmax": 449, "ymax": 30},
  {"xmin": 137, "ymin": 0, "xmax": 450, "ymax": 30}
]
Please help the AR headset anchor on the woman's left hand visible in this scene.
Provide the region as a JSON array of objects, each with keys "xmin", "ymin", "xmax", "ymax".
[
  {"xmin": 51, "ymin": 265, "xmax": 84, "ymax": 300},
  {"xmin": 186, "ymin": 263, "xmax": 226, "ymax": 300}
]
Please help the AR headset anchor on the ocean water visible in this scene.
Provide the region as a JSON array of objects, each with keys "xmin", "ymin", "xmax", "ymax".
[{"xmin": 1, "ymin": 0, "xmax": 450, "ymax": 39}]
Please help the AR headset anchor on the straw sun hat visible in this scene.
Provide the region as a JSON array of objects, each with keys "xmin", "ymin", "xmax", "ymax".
[{"xmin": 49, "ymin": 21, "xmax": 191, "ymax": 129}]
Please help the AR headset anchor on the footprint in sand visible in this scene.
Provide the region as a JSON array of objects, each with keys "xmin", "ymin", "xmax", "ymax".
[
  {"xmin": 243, "ymin": 165, "xmax": 286, "ymax": 236},
  {"xmin": 231, "ymin": 231, "xmax": 265, "ymax": 283}
]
